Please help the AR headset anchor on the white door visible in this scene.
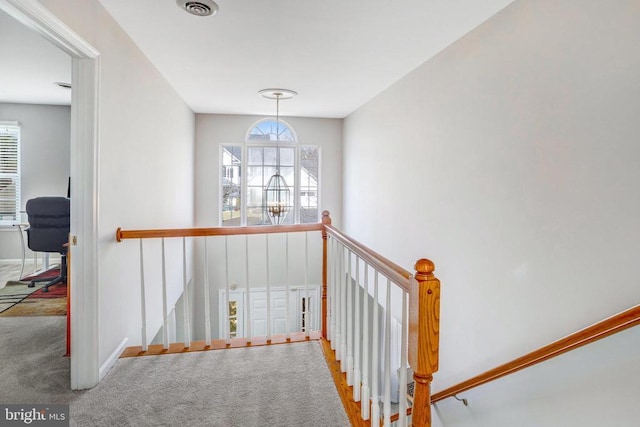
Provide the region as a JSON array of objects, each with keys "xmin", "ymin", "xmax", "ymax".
[{"xmin": 219, "ymin": 286, "xmax": 319, "ymax": 339}]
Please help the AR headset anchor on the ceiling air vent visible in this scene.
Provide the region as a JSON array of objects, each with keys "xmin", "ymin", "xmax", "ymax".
[
  {"xmin": 177, "ymin": 0, "xmax": 219, "ymax": 17},
  {"xmin": 54, "ymin": 82, "xmax": 72, "ymax": 90}
]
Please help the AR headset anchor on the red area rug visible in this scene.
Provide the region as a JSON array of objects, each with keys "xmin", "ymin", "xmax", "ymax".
[
  {"xmin": 20, "ymin": 268, "xmax": 67, "ymax": 299},
  {"xmin": 28, "ymin": 282, "xmax": 67, "ymax": 299},
  {"xmin": 0, "ymin": 268, "xmax": 67, "ymax": 317},
  {"xmin": 22, "ymin": 268, "xmax": 60, "ymax": 281}
]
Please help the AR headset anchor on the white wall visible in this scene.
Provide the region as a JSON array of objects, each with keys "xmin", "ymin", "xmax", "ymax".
[
  {"xmin": 432, "ymin": 325, "xmax": 640, "ymax": 427},
  {"xmin": 0, "ymin": 103, "xmax": 70, "ymax": 260},
  {"xmin": 192, "ymin": 114, "xmax": 342, "ymax": 340},
  {"xmin": 39, "ymin": 0, "xmax": 195, "ymax": 366},
  {"xmin": 343, "ymin": 0, "xmax": 640, "ymax": 424}
]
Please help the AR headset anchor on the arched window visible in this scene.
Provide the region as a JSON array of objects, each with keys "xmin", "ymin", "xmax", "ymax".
[
  {"xmin": 220, "ymin": 120, "xmax": 319, "ymax": 226},
  {"xmin": 247, "ymin": 119, "xmax": 297, "ymax": 143}
]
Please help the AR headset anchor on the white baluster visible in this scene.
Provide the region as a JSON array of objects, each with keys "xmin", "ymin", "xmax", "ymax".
[
  {"xmin": 346, "ymin": 250, "xmax": 353, "ymax": 385},
  {"xmin": 383, "ymin": 278, "xmax": 392, "ymax": 426},
  {"xmin": 361, "ymin": 265, "xmax": 370, "ymax": 420},
  {"xmin": 203, "ymin": 237, "xmax": 212, "ymax": 347},
  {"xmin": 245, "ymin": 234, "xmax": 251, "ymax": 343},
  {"xmin": 340, "ymin": 245, "xmax": 347, "ymax": 370},
  {"xmin": 139, "ymin": 239, "xmax": 147, "ymax": 352},
  {"xmin": 161, "ymin": 238, "xmax": 169, "ymax": 350},
  {"xmin": 285, "ymin": 233, "xmax": 290, "ymax": 340},
  {"xmin": 329, "ymin": 237, "xmax": 336, "ymax": 347},
  {"xmin": 266, "ymin": 234, "xmax": 271, "ymax": 341},
  {"xmin": 182, "ymin": 237, "xmax": 190, "ymax": 348},
  {"xmin": 371, "ymin": 271, "xmax": 380, "ymax": 425},
  {"xmin": 224, "ymin": 236, "xmax": 231, "ymax": 345},
  {"xmin": 332, "ymin": 238, "xmax": 340, "ymax": 352},
  {"xmin": 398, "ymin": 291, "xmax": 409, "ymax": 427},
  {"xmin": 304, "ymin": 231, "xmax": 310, "ymax": 337},
  {"xmin": 353, "ymin": 255, "xmax": 361, "ymax": 401}
]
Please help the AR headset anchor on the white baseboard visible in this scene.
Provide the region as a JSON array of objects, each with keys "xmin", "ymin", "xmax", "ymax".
[{"xmin": 99, "ymin": 337, "xmax": 129, "ymax": 381}]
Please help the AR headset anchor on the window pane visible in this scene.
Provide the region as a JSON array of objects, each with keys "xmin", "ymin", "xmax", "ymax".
[
  {"xmin": 222, "ymin": 145, "xmax": 242, "ymax": 226},
  {"xmin": 280, "ymin": 128, "xmax": 295, "ymax": 142},
  {"xmin": 248, "ymin": 120, "xmax": 297, "ymax": 143},
  {"xmin": 229, "ymin": 301, "xmax": 237, "ymax": 316},
  {"xmin": 248, "ymin": 147, "xmax": 263, "ymax": 165},
  {"xmin": 262, "ymin": 166, "xmax": 277, "ymax": 183},
  {"xmin": 280, "ymin": 166, "xmax": 295, "ymax": 186},
  {"xmin": 227, "ymin": 146, "xmax": 242, "ymax": 164},
  {"xmin": 301, "ymin": 146, "xmax": 319, "ymax": 182},
  {"xmin": 247, "ymin": 208, "xmax": 264, "ymax": 225},
  {"xmin": 299, "ymin": 146, "xmax": 319, "ymax": 223},
  {"xmin": 280, "ymin": 147, "xmax": 295, "ymax": 166},
  {"xmin": 264, "ymin": 147, "xmax": 277, "ymax": 166},
  {"xmin": 247, "ymin": 186, "xmax": 263, "ymax": 206},
  {"xmin": 247, "ymin": 166, "xmax": 264, "ymax": 186},
  {"xmin": 247, "ymin": 186, "xmax": 265, "ymax": 224}
]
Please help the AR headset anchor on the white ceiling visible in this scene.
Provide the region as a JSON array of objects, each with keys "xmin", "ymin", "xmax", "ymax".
[
  {"xmin": 1, "ymin": 0, "xmax": 515, "ymax": 118},
  {"xmin": 0, "ymin": 10, "xmax": 71, "ymax": 106}
]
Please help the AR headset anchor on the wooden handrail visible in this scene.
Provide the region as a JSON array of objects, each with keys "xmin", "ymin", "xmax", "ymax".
[
  {"xmin": 431, "ymin": 304, "xmax": 640, "ymax": 403},
  {"xmin": 116, "ymin": 223, "xmax": 324, "ymax": 242},
  {"xmin": 324, "ymin": 224, "xmax": 412, "ymax": 293},
  {"xmin": 116, "ymin": 214, "xmax": 410, "ymax": 294},
  {"xmin": 390, "ymin": 408, "xmax": 412, "ymax": 424}
]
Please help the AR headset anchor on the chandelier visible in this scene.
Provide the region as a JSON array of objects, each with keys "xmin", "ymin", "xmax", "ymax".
[{"xmin": 258, "ymin": 88, "xmax": 297, "ymax": 225}]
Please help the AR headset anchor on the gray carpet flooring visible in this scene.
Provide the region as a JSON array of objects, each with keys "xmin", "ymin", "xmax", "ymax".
[{"xmin": 0, "ymin": 317, "xmax": 350, "ymax": 426}]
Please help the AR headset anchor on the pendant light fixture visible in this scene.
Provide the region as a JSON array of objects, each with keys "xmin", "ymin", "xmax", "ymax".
[{"xmin": 258, "ymin": 88, "xmax": 297, "ymax": 225}]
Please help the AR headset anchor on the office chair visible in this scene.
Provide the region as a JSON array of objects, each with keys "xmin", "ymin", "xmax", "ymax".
[{"xmin": 25, "ymin": 197, "xmax": 70, "ymax": 292}]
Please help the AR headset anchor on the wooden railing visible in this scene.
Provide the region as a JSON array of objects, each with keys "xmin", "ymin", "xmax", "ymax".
[
  {"xmin": 117, "ymin": 220, "xmax": 326, "ymax": 351},
  {"xmin": 431, "ymin": 304, "xmax": 640, "ymax": 404},
  {"xmin": 116, "ymin": 211, "xmax": 441, "ymax": 426},
  {"xmin": 322, "ymin": 212, "xmax": 440, "ymax": 427},
  {"xmin": 116, "ymin": 223, "xmax": 324, "ymax": 241}
]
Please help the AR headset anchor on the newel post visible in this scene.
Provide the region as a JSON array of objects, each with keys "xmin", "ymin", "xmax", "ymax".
[
  {"xmin": 321, "ymin": 210, "xmax": 332, "ymax": 339},
  {"xmin": 409, "ymin": 259, "xmax": 440, "ymax": 427}
]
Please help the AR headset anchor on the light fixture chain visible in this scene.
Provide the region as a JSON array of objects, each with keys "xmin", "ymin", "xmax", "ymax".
[
  {"xmin": 258, "ymin": 87, "xmax": 296, "ymax": 225},
  {"xmin": 276, "ymin": 94, "xmax": 281, "ymax": 174}
]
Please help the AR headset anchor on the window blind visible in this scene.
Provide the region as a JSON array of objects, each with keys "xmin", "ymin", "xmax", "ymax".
[{"xmin": 0, "ymin": 122, "xmax": 20, "ymax": 224}]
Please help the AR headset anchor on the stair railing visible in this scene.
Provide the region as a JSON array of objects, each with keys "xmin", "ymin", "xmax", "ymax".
[
  {"xmin": 117, "ymin": 211, "xmax": 441, "ymax": 426},
  {"xmin": 322, "ymin": 212, "xmax": 440, "ymax": 427},
  {"xmin": 116, "ymin": 221, "xmax": 325, "ymax": 352}
]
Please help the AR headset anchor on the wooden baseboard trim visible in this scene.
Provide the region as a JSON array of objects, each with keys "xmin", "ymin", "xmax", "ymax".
[
  {"xmin": 319, "ymin": 338, "xmax": 370, "ymax": 426},
  {"xmin": 120, "ymin": 331, "xmax": 321, "ymax": 358}
]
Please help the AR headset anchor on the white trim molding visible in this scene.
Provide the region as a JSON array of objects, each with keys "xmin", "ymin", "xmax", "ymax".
[
  {"xmin": 99, "ymin": 337, "xmax": 128, "ymax": 381},
  {"xmin": 0, "ymin": 0, "xmax": 101, "ymax": 390}
]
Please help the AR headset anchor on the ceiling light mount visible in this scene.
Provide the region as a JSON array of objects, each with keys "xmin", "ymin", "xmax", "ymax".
[
  {"xmin": 258, "ymin": 88, "xmax": 298, "ymax": 100},
  {"xmin": 177, "ymin": 0, "xmax": 218, "ymax": 17}
]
